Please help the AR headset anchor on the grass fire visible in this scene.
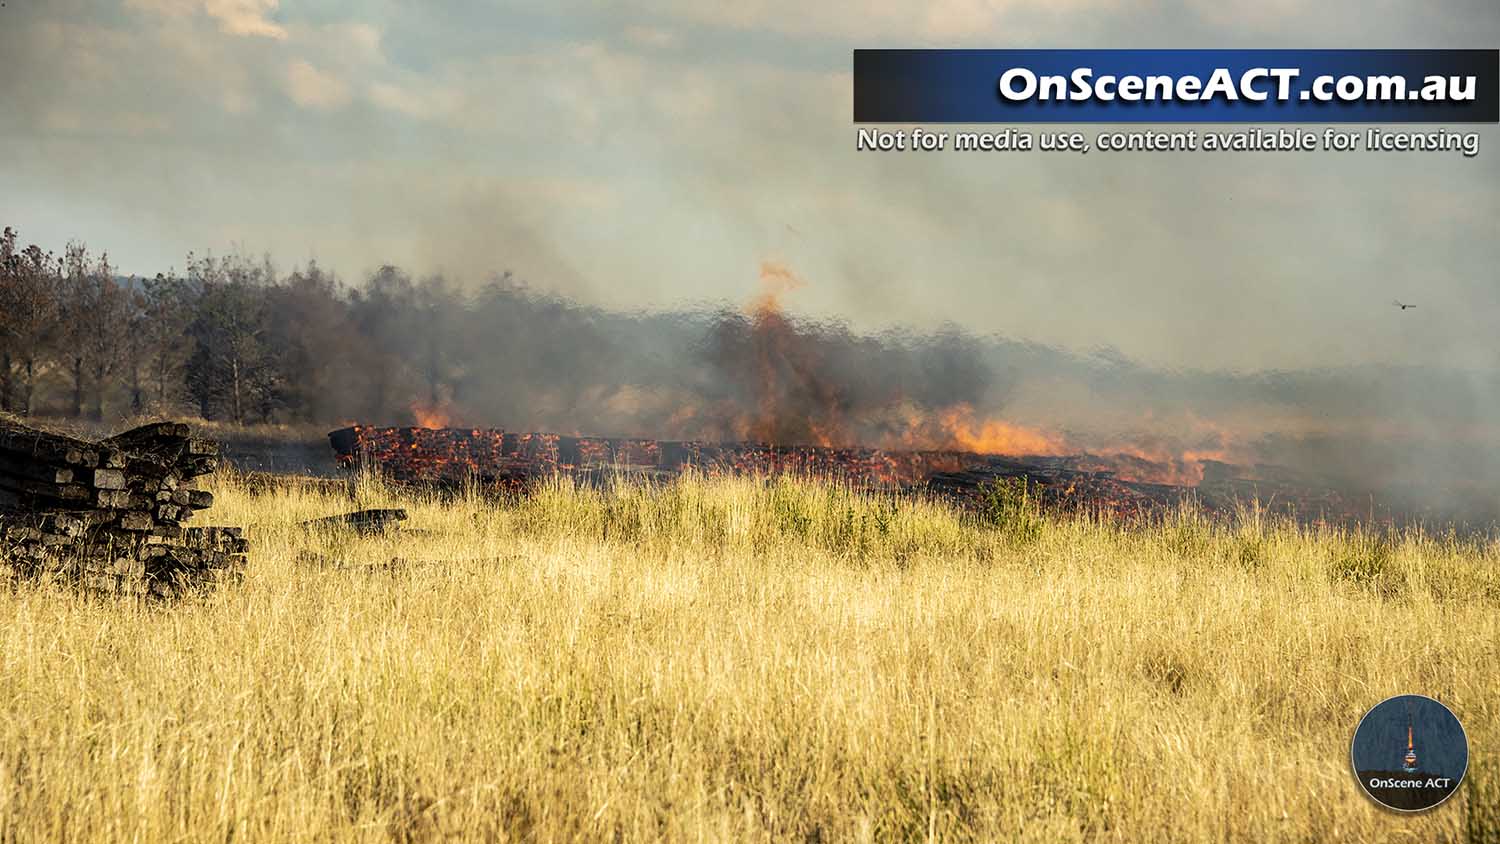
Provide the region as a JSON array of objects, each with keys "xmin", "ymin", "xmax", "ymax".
[
  {"xmin": 1, "ymin": 229, "xmax": 1497, "ymax": 841},
  {"xmin": 3, "ymin": 0, "xmax": 1500, "ymax": 837},
  {"xmin": 2, "ymin": 221, "xmax": 1499, "ymax": 841}
]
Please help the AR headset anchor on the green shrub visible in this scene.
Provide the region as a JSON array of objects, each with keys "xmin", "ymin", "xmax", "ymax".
[{"xmin": 976, "ymin": 477, "xmax": 1042, "ymax": 544}]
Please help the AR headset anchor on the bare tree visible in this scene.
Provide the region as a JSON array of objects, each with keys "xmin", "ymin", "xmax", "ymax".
[
  {"xmin": 184, "ymin": 252, "xmax": 271, "ymax": 424},
  {"xmin": 133, "ymin": 271, "xmax": 193, "ymax": 412},
  {"xmin": 58, "ymin": 244, "xmax": 132, "ymax": 420},
  {"xmin": 0, "ymin": 227, "xmax": 61, "ymax": 416},
  {"xmin": 0, "ymin": 226, "xmax": 15, "ymax": 411},
  {"xmin": 123, "ymin": 281, "xmax": 150, "ymax": 414},
  {"xmin": 59, "ymin": 243, "xmax": 90, "ymax": 418}
]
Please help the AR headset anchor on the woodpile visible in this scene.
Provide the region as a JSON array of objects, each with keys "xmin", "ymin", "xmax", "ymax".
[{"xmin": 0, "ymin": 419, "xmax": 247, "ymax": 598}]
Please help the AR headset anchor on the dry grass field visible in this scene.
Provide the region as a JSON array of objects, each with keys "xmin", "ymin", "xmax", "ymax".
[{"xmin": 1, "ymin": 471, "xmax": 1497, "ymax": 842}]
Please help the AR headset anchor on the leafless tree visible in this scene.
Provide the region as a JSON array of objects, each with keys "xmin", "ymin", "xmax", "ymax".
[
  {"xmin": 0, "ymin": 227, "xmax": 61, "ymax": 416},
  {"xmin": 59, "ymin": 243, "xmax": 132, "ymax": 420},
  {"xmin": 132, "ymin": 271, "xmax": 193, "ymax": 412},
  {"xmin": 184, "ymin": 252, "xmax": 272, "ymax": 424}
]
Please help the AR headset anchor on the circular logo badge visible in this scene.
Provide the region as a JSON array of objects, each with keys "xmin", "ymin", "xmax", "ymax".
[{"xmin": 1351, "ymin": 694, "xmax": 1468, "ymax": 812}]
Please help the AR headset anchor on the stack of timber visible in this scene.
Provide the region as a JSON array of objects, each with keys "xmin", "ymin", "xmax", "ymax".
[{"xmin": 0, "ymin": 418, "xmax": 247, "ymax": 598}]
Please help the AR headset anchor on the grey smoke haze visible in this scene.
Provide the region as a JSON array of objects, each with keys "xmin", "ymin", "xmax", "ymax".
[
  {"xmin": 0, "ymin": 1, "xmax": 1497, "ymax": 520},
  {"xmin": 1, "ymin": 0, "xmax": 1497, "ymax": 369}
]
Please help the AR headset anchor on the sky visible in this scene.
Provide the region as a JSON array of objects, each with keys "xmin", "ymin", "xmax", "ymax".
[{"xmin": 0, "ymin": 0, "xmax": 1497, "ymax": 373}]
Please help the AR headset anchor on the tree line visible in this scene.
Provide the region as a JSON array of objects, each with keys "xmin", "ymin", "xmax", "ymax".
[
  {"xmin": 1, "ymin": 225, "xmax": 999, "ymax": 441},
  {"xmin": 0, "ymin": 225, "xmax": 498, "ymax": 426}
]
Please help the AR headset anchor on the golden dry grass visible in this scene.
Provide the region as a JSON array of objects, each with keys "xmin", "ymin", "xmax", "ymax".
[{"xmin": 1, "ymin": 471, "xmax": 1497, "ymax": 842}]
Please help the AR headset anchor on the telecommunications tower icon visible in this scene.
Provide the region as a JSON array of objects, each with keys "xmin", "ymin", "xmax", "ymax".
[
  {"xmin": 1402, "ymin": 710, "xmax": 1419, "ymax": 773},
  {"xmin": 1352, "ymin": 694, "xmax": 1468, "ymax": 812}
]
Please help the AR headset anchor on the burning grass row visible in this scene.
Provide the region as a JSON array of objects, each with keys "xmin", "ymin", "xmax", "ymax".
[{"xmin": 329, "ymin": 424, "xmax": 1368, "ymax": 526}]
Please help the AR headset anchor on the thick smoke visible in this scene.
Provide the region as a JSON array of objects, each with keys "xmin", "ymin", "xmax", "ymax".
[
  {"xmin": 378, "ymin": 263, "xmax": 1005, "ymax": 451},
  {"xmin": 5, "ymin": 224, "xmax": 1495, "ymax": 524},
  {"xmin": 677, "ymin": 264, "xmax": 1000, "ymax": 447},
  {"xmin": 309, "ymin": 261, "xmax": 1498, "ymax": 526}
]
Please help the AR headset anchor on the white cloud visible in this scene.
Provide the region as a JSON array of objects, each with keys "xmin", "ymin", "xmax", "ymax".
[
  {"xmin": 368, "ymin": 80, "xmax": 462, "ymax": 121},
  {"xmin": 39, "ymin": 106, "xmax": 167, "ymax": 137},
  {"xmin": 204, "ymin": 0, "xmax": 286, "ymax": 38},
  {"xmin": 283, "ymin": 60, "xmax": 350, "ymax": 109},
  {"xmin": 126, "ymin": 0, "xmax": 287, "ymax": 39},
  {"xmin": 339, "ymin": 22, "xmax": 383, "ymax": 60},
  {"xmin": 622, "ymin": 25, "xmax": 678, "ymax": 49},
  {"xmin": 288, "ymin": 20, "xmax": 384, "ymax": 65},
  {"xmin": 217, "ymin": 84, "xmax": 256, "ymax": 114},
  {"xmin": 1180, "ymin": 0, "xmax": 1336, "ymax": 33},
  {"xmin": 39, "ymin": 107, "xmax": 84, "ymax": 134},
  {"xmin": 632, "ymin": 0, "xmax": 1117, "ymax": 42}
]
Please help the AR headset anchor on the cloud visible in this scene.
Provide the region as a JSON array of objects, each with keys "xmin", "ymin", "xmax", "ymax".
[
  {"xmin": 368, "ymin": 79, "xmax": 462, "ymax": 120},
  {"xmin": 220, "ymin": 87, "xmax": 256, "ymax": 115},
  {"xmin": 283, "ymin": 60, "xmax": 350, "ymax": 109},
  {"xmin": 126, "ymin": 0, "xmax": 288, "ymax": 39},
  {"xmin": 337, "ymin": 21, "xmax": 382, "ymax": 58},
  {"xmin": 622, "ymin": 25, "xmax": 679, "ymax": 49},
  {"xmin": 289, "ymin": 20, "xmax": 384, "ymax": 66},
  {"xmin": 39, "ymin": 102, "xmax": 165, "ymax": 138},
  {"xmin": 632, "ymin": 0, "xmax": 1118, "ymax": 42},
  {"xmin": 205, "ymin": 0, "xmax": 286, "ymax": 38}
]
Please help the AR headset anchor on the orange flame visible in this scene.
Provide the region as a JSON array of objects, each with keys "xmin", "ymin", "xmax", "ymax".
[
  {"xmin": 729, "ymin": 264, "xmax": 1248, "ymax": 484},
  {"xmin": 410, "ymin": 399, "xmax": 453, "ymax": 429},
  {"xmin": 737, "ymin": 262, "xmax": 848, "ymax": 446},
  {"xmin": 376, "ymin": 262, "xmax": 1255, "ymax": 490},
  {"xmin": 934, "ymin": 404, "xmax": 1069, "ymax": 456},
  {"xmin": 752, "ymin": 261, "xmax": 805, "ymax": 314}
]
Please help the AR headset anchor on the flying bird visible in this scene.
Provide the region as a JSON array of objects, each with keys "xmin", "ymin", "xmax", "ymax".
[{"xmin": 1393, "ymin": 300, "xmax": 1416, "ymax": 310}]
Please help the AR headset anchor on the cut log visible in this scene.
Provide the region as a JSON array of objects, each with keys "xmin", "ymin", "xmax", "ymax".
[
  {"xmin": 0, "ymin": 451, "xmax": 75, "ymax": 485},
  {"xmin": 0, "ymin": 476, "xmax": 93, "ymax": 503},
  {"xmin": 117, "ymin": 512, "xmax": 155, "ymax": 532},
  {"xmin": 102, "ymin": 422, "xmax": 193, "ymax": 449},
  {"xmin": 300, "ymin": 508, "xmax": 408, "ymax": 535},
  {"xmin": 87, "ymin": 468, "xmax": 128, "ymax": 490}
]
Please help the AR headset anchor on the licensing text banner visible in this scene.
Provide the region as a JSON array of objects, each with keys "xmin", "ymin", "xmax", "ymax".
[{"xmin": 852, "ymin": 50, "xmax": 1499, "ymax": 123}]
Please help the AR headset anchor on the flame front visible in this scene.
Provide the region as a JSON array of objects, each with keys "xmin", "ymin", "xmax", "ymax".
[
  {"xmin": 675, "ymin": 264, "xmax": 1250, "ymax": 486},
  {"xmin": 410, "ymin": 400, "xmax": 453, "ymax": 430},
  {"xmin": 933, "ymin": 404, "xmax": 1069, "ymax": 456},
  {"xmin": 380, "ymin": 264, "xmax": 1253, "ymax": 489},
  {"xmin": 740, "ymin": 262, "xmax": 845, "ymax": 446}
]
